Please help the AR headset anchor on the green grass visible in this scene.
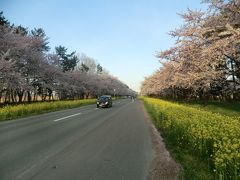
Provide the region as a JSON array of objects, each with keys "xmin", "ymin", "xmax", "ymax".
[
  {"xmin": 178, "ymin": 100, "xmax": 240, "ymax": 118},
  {"xmin": 172, "ymin": 146, "xmax": 214, "ymax": 180},
  {"xmin": 0, "ymin": 99, "xmax": 96, "ymax": 121}
]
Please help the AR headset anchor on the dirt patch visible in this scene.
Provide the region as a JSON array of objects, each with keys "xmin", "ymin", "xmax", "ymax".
[{"xmin": 141, "ymin": 102, "xmax": 180, "ymax": 180}]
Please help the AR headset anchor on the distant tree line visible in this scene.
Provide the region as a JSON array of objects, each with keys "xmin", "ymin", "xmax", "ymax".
[
  {"xmin": 141, "ymin": 0, "xmax": 240, "ymax": 102},
  {"xmin": 0, "ymin": 12, "xmax": 135, "ymax": 104}
]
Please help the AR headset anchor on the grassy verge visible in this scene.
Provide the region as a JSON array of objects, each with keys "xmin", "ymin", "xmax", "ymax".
[
  {"xmin": 141, "ymin": 97, "xmax": 240, "ymax": 180},
  {"xmin": 178, "ymin": 100, "xmax": 240, "ymax": 118},
  {"xmin": 0, "ymin": 99, "xmax": 96, "ymax": 121}
]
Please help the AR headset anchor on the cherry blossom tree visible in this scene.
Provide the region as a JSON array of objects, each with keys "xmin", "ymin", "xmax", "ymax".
[
  {"xmin": 141, "ymin": 0, "xmax": 240, "ymax": 101},
  {"xmin": 0, "ymin": 12, "xmax": 134, "ymax": 104}
]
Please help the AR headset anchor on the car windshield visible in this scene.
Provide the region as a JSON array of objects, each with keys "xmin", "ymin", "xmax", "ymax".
[{"xmin": 99, "ymin": 96, "xmax": 109, "ymax": 101}]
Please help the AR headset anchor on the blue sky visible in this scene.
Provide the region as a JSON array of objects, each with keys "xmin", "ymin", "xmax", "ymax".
[{"xmin": 0, "ymin": 0, "xmax": 206, "ymax": 92}]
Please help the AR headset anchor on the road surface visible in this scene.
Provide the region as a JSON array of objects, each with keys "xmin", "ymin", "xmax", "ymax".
[{"xmin": 0, "ymin": 99, "xmax": 155, "ymax": 180}]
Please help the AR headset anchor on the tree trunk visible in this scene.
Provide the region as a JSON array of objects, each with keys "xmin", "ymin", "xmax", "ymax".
[
  {"xmin": 17, "ymin": 90, "xmax": 24, "ymax": 103},
  {"xmin": 11, "ymin": 89, "xmax": 15, "ymax": 103},
  {"xmin": 27, "ymin": 91, "xmax": 32, "ymax": 102},
  {"xmin": 202, "ymin": 87, "xmax": 210, "ymax": 105},
  {"xmin": 4, "ymin": 90, "xmax": 9, "ymax": 103},
  {"xmin": 0, "ymin": 91, "xmax": 2, "ymax": 104},
  {"xmin": 48, "ymin": 89, "xmax": 52, "ymax": 100},
  {"xmin": 33, "ymin": 88, "xmax": 37, "ymax": 101}
]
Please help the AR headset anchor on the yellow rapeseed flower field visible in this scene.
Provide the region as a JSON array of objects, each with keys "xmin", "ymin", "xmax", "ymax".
[
  {"xmin": 0, "ymin": 99, "xmax": 96, "ymax": 121},
  {"xmin": 142, "ymin": 97, "xmax": 240, "ymax": 180}
]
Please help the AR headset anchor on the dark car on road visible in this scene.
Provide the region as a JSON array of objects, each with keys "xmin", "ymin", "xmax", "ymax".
[{"xmin": 97, "ymin": 95, "xmax": 112, "ymax": 108}]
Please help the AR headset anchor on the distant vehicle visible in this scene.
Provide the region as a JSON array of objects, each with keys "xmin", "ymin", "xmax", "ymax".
[{"xmin": 97, "ymin": 95, "xmax": 112, "ymax": 108}]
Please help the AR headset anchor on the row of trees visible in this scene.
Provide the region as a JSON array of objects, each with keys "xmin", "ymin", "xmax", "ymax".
[
  {"xmin": 0, "ymin": 12, "xmax": 135, "ymax": 104},
  {"xmin": 141, "ymin": 0, "xmax": 240, "ymax": 102}
]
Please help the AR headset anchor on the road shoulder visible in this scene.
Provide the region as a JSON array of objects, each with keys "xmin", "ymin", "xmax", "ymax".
[{"xmin": 140, "ymin": 101, "xmax": 180, "ymax": 180}]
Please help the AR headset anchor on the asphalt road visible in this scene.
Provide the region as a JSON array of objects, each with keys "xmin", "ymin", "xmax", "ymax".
[{"xmin": 0, "ymin": 99, "xmax": 154, "ymax": 180}]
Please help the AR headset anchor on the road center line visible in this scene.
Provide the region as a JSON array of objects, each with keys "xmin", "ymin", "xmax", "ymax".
[{"xmin": 53, "ymin": 113, "xmax": 82, "ymax": 122}]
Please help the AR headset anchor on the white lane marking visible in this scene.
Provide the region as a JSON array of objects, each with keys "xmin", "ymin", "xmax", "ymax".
[{"xmin": 53, "ymin": 113, "xmax": 82, "ymax": 122}]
